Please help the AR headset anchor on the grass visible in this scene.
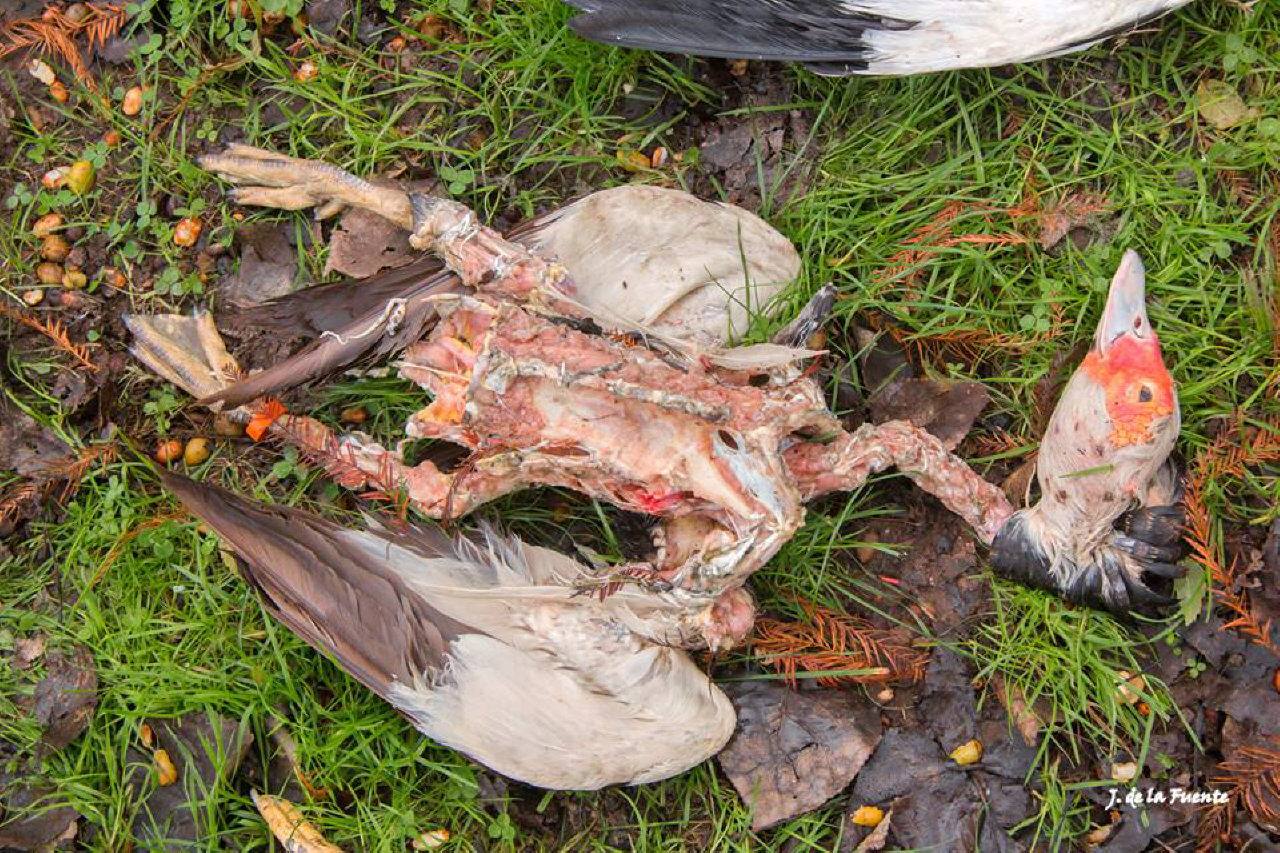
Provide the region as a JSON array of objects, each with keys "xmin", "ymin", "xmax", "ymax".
[{"xmin": 2, "ymin": 0, "xmax": 1278, "ymax": 849}]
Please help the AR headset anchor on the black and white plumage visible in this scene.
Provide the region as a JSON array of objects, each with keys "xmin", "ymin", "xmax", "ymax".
[{"xmin": 565, "ymin": 0, "xmax": 1192, "ymax": 76}]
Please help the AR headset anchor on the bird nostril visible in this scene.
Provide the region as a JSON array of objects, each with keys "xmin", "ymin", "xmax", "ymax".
[{"xmin": 717, "ymin": 430, "xmax": 739, "ymax": 450}]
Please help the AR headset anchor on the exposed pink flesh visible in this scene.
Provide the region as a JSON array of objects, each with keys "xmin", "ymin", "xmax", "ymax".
[{"xmin": 258, "ymin": 187, "xmax": 1013, "ymax": 608}]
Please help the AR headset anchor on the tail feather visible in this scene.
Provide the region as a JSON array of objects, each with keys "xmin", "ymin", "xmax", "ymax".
[
  {"xmin": 221, "ymin": 255, "xmax": 446, "ymax": 339},
  {"xmin": 567, "ymin": 0, "xmax": 894, "ymax": 71},
  {"xmin": 160, "ymin": 471, "xmax": 461, "ymax": 698}
]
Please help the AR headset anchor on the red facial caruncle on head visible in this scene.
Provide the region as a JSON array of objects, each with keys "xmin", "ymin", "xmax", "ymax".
[{"xmin": 1081, "ymin": 333, "xmax": 1176, "ymax": 448}]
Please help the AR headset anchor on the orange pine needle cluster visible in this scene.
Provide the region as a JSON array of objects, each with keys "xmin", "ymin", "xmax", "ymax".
[
  {"xmin": 1219, "ymin": 170, "xmax": 1261, "ymax": 208},
  {"xmin": 0, "ymin": 480, "xmax": 43, "ymax": 530},
  {"xmin": 0, "ymin": 3, "xmax": 127, "ymax": 89},
  {"xmin": 1183, "ymin": 415, "xmax": 1280, "ymax": 654},
  {"xmin": 896, "ymin": 323, "xmax": 1039, "ymax": 370},
  {"xmin": 752, "ymin": 598, "xmax": 926, "ymax": 687},
  {"xmin": 89, "ymin": 509, "xmax": 184, "ymax": 588},
  {"xmin": 0, "ymin": 444, "xmax": 116, "ymax": 530},
  {"xmin": 1197, "ymin": 737, "xmax": 1280, "ymax": 852},
  {"xmin": 868, "ymin": 184, "xmax": 1107, "ymax": 369},
  {"xmin": 874, "ymin": 200, "xmax": 1030, "ymax": 293},
  {"xmin": 0, "ymin": 302, "xmax": 97, "ymax": 372},
  {"xmin": 966, "ymin": 427, "xmax": 1024, "ymax": 458},
  {"xmin": 1013, "ymin": 188, "xmax": 1110, "ymax": 249}
]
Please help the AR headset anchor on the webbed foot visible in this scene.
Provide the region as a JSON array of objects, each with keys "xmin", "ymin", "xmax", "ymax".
[{"xmin": 123, "ymin": 311, "xmax": 241, "ymax": 406}]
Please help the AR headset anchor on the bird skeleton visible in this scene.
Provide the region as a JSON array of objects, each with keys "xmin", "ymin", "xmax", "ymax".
[{"xmin": 128, "ymin": 147, "xmax": 1184, "ymax": 789}]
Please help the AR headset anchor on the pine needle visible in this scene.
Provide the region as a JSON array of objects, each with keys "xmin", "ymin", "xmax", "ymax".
[
  {"xmin": 0, "ymin": 444, "xmax": 116, "ymax": 530},
  {"xmin": 0, "ymin": 302, "xmax": 98, "ymax": 372},
  {"xmin": 0, "ymin": 3, "xmax": 127, "ymax": 90},
  {"xmin": 1183, "ymin": 414, "xmax": 1280, "ymax": 654},
  {"xmin": 1197, "ymin": 737, "xmax": 1280, "ymax": 851},
  {"xmin": 752, "ymin": 598, "xmax": 927, "ymax": 687}
]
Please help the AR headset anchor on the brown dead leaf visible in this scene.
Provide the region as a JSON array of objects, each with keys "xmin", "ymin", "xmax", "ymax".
[
  {"xmin": 849, "ymin": 722, "xmax": 1034, "ymax": 851},
  {"xmin": 24, "ymin": 645, "xmax": 97, "ymax": 750},
  {"xmin": 324, "ymin": 178, "xmax": 436, "ymax": 279},
  {"xmin": 0, "ymin": 399, "xmax": 70, "ymax": 478},
  {"xmin": 253, "ymin": 792, "xmax": 345, "ymax": 852},
  {"xmin": 853, "ymin": 327, "xmax": 913, "ymax": 397},
  {"xmin": 851, "ymin": 808, "xmax": 892, "ymax": 853},
  {"xmin": 717, "ymin": 681, "xmax": 882, "ymax": 830},
  {"xmin": 852, "ymin": 326, "xmax": 990, "ymax": 450},
  {"xmin": 870, "ymin": 379, "xmax": 990, "ymax": 452},
  {"xmin": 130, "ymin": 712, "xmax": 255, "ymax": 845},
  {"xmin": 1197, "ymin": 79, "xmax": 1260, "ymax": 131},
  {"xmin": 0, "ymin": 781, "xmax": 79, "ymax": 851},
  {"xmin": 12, "ymin": 633, "xmax": 46, "ymax": 670},
  {"xmin": 219, "ymin": 222, "xmax": 299, "ymax": 305}
]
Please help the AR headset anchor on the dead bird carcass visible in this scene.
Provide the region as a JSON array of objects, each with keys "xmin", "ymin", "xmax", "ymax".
[{"xmin": 126, "ymin": 147, "xmax": 1185, "ymax": 789}]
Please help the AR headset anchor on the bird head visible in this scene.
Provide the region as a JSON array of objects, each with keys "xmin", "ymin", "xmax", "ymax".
[
  {"xmin": 991, "ymin": 251, "xmax": 1183, "ymax": 611},
  {"xmin": 1036, "ymin": 250, "xmax": 1179, "ymax": 524}
]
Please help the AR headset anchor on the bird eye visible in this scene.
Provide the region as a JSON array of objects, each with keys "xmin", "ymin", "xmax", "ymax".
[{"xmin": 1137, "ymin": 385, "xmax": 1153, "ymax": 403}]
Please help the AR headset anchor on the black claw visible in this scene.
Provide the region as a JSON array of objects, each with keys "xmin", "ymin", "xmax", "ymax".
[
  {"xmin": 991, "ymin": 511, "xmax": 1180, "ymax": 616},
  {"xmin": 1112, "ymin": 534, "xmax": 1182, "ymax": 564},
  {"xmin": 1121, "ymin": 571, "xmax": 1174, "ymax": 609},
  {"xmin": 1123, "ymin": 504, "xmax": 1185, "ymax": 548},
  {"xmin": 1139, "ymin": 561, "xmax": 1186, "ymax": 580}
]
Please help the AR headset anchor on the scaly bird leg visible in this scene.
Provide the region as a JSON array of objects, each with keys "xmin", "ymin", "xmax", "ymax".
[
  {"xmin": 784, "ymin": 420, "xmax": 1016, "ymax": 545},
  {"xmin": 199, "ymin": 145, "xmax": 582, "ymax": 313},
  {"xmin": 199, "ymin": 144, "xmax": 414, "ymax": 227},
  {"xmin": 126, "ymin": 312, "xmax": 243, "ymax": 408}
]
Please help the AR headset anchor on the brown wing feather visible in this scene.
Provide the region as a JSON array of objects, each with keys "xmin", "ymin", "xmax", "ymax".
[
  {"xmin": 221, "ymin": 255, "xmax": 446, "ymax": 338},
  {"xmin": 160, "ymin": 472, "xmax": 467, "ymax": 700},
  {"xmin": 202, "ymin": 266, "xmax": 462, "ymax": 409}
]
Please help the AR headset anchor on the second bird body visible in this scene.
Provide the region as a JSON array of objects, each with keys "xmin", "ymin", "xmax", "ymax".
[{"xmin": 566, "ymin": 0, "xmax": 1192, "ymax": 75}]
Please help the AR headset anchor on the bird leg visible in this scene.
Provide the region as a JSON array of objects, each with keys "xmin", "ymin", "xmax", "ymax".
[
  {"xmin": 125, "ymin": 312, "xmax": 243, "ymax": 409},
  {"xmin": 199, "ymin": 144, "xmax": 414, "ymax": 228},
  {"xmin": 198, "ymin": 145, "xmax": 583, "ymax": 315},
  {"xmin": 784, "ymin": 420, "xmax": 1016, "ymax": 544}
]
